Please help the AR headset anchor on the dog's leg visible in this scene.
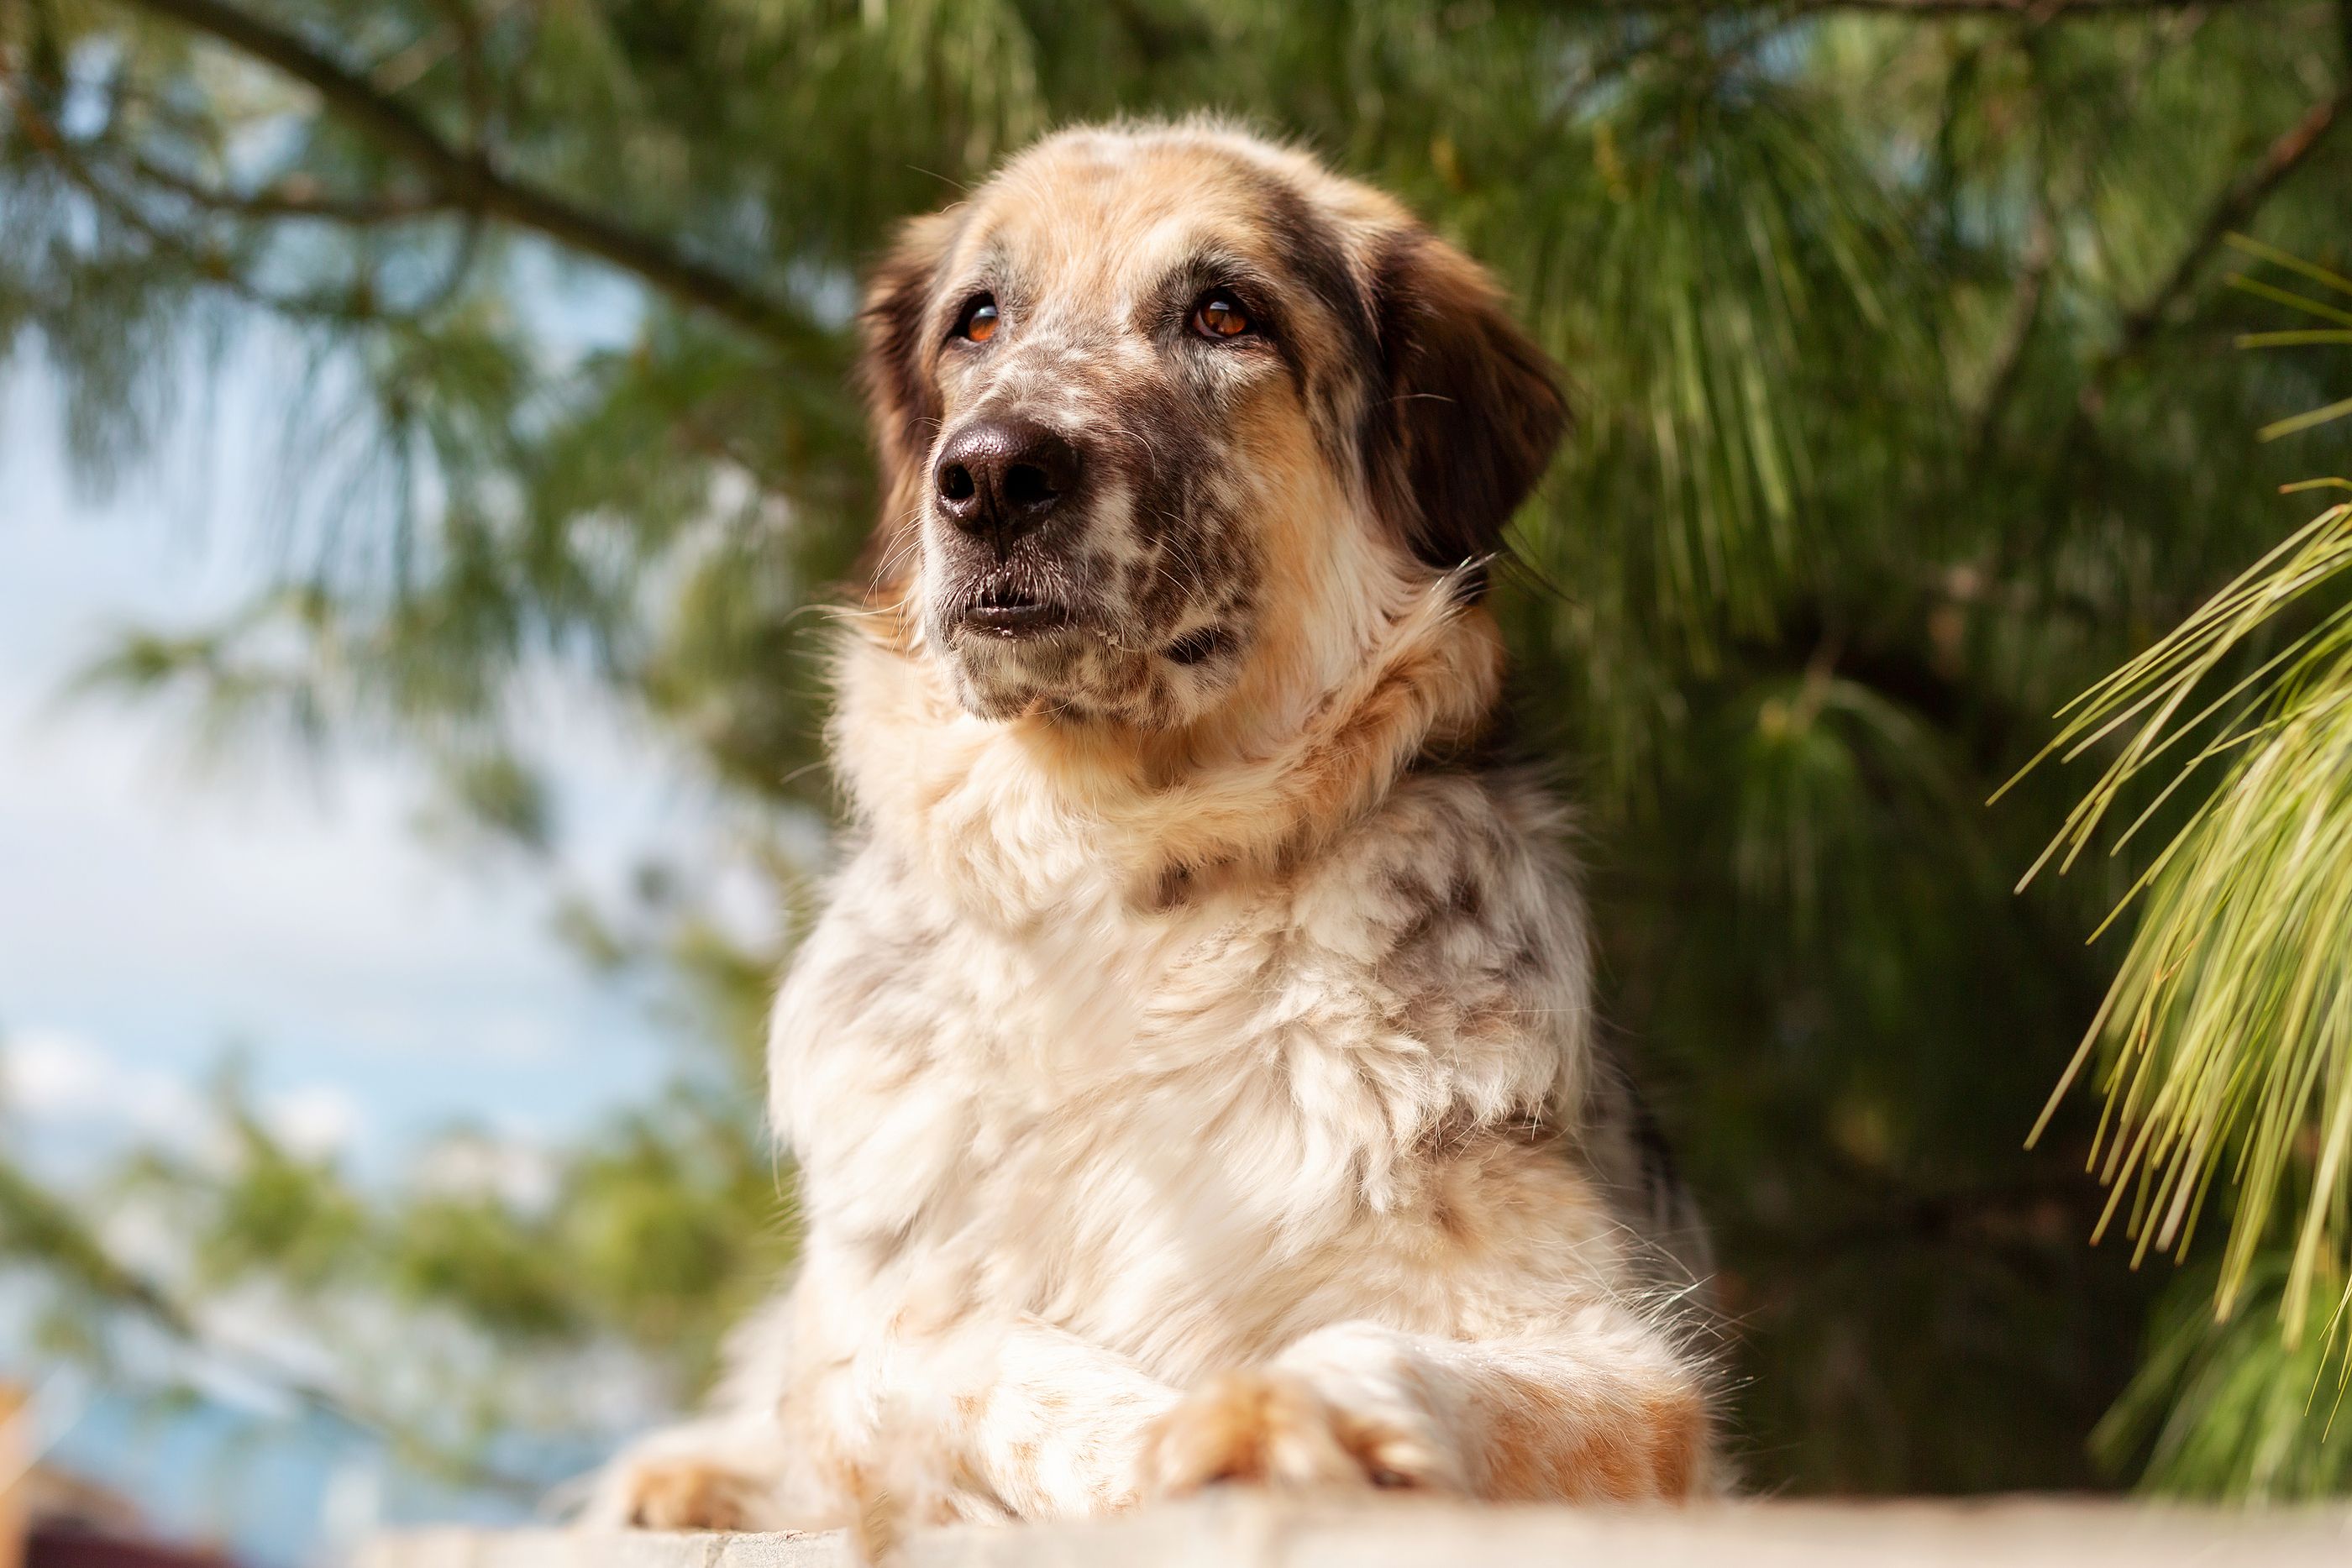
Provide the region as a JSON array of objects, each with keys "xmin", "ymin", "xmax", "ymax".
[
  {"xmin": 851, "ymin": 1316, "xmax": 1180, "ymax": 1525},
  {"xmin": 575, "ymin": 1291, "xmax": 813, "ymax": 1531},
  {"xmin": 576, "ymin": 1415, "xmax": 804, "ymax": 1531},
  {"xmin": 1138, "ymin": 1306, "xmax": 1713, "ymax": 1502}
]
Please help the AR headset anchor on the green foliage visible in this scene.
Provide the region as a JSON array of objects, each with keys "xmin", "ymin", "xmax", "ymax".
[
  {"xmin": 2, "ymin": 1074, "xmax": 794, "ymax": 1473},
  {"xmin": 2099, "ymin": 1259, "xmax": 2352, "ymax": 1500},
  {"xmin": 2006, "ymin": 239, "xmax": 2352, "ymax": 1494},
  {"xmin": 2022, "ymin": 488, "xmax": 2352, "ymax": 1314},
  {"xmin": 5, "ymin": 0, "xmax": 2352, "ymax": 1503}
]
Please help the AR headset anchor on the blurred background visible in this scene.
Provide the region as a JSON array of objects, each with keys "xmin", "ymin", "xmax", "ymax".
[{"xmin": 2, "ymin": 1, "xmax": 2349, "ymax": 1563}]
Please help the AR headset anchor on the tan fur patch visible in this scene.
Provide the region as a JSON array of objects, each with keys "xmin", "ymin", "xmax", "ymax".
[
  {"xmin": 1142, "ymin": 1371, "xmax": 1412, "ymax": 1495},
  {"xmin": 1473, "ymin": 1370, "xmax": 1709, "ymax": 1502},
  {"xmin": 619, "ymin": 1460, "xmax": 770, "ymax": 1532}
]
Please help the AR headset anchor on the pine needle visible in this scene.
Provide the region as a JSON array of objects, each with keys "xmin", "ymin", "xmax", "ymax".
[{"xmin": 2021, "ymin": 494, "xmax": 2352, "ymax": 1361}]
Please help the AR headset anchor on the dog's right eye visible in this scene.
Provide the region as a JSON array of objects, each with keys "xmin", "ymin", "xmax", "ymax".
[
  {"xmin": 1191, "ymin": 291, "xmax": 1252, "ymax": 339},
  {"xmin": 955, "ymin": 296, "xmax": 1000, "ymax": 343}
]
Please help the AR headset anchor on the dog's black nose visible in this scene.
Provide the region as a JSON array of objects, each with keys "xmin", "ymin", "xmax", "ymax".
[{"xmin": 934, "ymin": 419, "xmax": 1082, "ymax": 549}]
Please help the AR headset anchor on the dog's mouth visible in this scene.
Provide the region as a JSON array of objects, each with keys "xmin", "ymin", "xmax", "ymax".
[{"xmin": 954, "ymin": 578, "xmax": 1074, "ymax": 639}]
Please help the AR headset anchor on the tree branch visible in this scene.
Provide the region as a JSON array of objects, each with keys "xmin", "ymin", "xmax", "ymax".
[
  {"xmin": 1971, "ymin": 207, "xmax": 2056, "ymax": 454},
  {"xmin": 2082, "ymin": 83, "xmax": 2349, "ymax": 410},
  {"xmin": 0, "ymin": 1152, "xmax": 539, "ymax": 1499},
  {"xmin": 1970, "ymin": 39, "xmax": 2057, "ymax": 459},
  {"xmin": 13, "ymin": 98, "xmax": 389, "ymax": 323},
  {"xmin": 1983, "ymin": 76, "xmax": 2347, "ymax": 580},
  {"xmin": 124, "ymin": 155, "xmax": 452, "ymax": 224},
  {"xmin": 113, "ymin": 0, "xmax": 813, "ymax": 346}
]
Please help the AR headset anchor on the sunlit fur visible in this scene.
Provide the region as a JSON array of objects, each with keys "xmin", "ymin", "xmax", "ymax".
[{"xmin": 585, "ymin": 118, "xmax": 1721, "ymax": 1536}]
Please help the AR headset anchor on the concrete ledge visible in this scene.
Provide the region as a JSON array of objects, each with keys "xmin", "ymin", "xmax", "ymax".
[{"xmin": 360, "ymin": 1494, "xmax": 2352, "ymax": 1568}]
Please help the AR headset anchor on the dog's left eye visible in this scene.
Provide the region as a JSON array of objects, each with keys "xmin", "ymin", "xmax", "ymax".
[
  {"xmin": 1191, "ymin": 292, "xmax": 1252, "ymax": 339},
  {"xmin": 956, "ymin": 296, "xmax": 1000, "ymax": 343}
]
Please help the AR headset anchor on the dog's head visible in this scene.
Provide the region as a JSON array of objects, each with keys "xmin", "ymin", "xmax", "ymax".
[{"xmin": 858, "ymin": 120, "xmax": 1564, "ymax": 730}]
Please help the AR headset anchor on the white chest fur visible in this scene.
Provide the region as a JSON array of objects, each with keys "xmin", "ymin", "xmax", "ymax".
[{"xmin": 769, "ymin": 771, "xmax": 1593, "ymax": 1386}]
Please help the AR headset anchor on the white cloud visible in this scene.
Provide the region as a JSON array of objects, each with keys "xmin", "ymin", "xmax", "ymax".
[
  {"xmin": 0, "ymin": 1025, "xmax": 211, "ymax": 1147},
  {"xmin": 0, "ymin": 1025, "xmax": 363, "ymax": 1169},
  {"xmin": 410, "ymin": 1129, "xmax": 560, "ymax": 1214},
  {"xmin": 2, "ymin": 1026, "xmax": 115, "ymax": 1114},
  {"xmin": 260, "ymin": 1083, "xmax": 361, "ymax": 1161}
]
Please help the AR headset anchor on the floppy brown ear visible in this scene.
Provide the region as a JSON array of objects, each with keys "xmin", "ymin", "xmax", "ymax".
[
  {"xmin": 1364, "ymin": 232, "xmax": 1567, "ymax": 595},
  {"xmin": 855, "ymin": 211, "xmax": 958, "ymax": 601}
]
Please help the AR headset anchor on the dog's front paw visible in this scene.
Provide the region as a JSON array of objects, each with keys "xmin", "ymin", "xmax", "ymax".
[
  {"xmin": 1137, "ymin": 1369, "xmax": 1463, "ymax": 1499},
  {"xmin": 623, "ymin": 1458, "xmax": 777, "ymax": 1530},
  {"xmin": 578, "ymin": 1450, "xmax": 793, "ymax": 1533}
]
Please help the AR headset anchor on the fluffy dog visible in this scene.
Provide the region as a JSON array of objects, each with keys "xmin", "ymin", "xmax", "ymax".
[{"xmin": 588, "ymin": 118, "xmax": 1719, "ymax": 1534}]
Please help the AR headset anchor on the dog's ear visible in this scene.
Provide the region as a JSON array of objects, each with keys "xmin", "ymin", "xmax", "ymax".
[
  {"xmin": 856, "ymin": 211, "xmax": 958, "ymax": 601},
  {"xmin": 1363, "ymin": 232, "xmax": 1567, "ymax": 595}
]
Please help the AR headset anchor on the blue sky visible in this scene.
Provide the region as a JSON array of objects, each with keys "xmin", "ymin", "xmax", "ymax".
[
  {"xmin": 0, "ymin": 343, "xmax": 721, "ymax": 1174},
  {"xmin": 2, "ymin": 328, "xmax": 790, "ymax": 1559}
]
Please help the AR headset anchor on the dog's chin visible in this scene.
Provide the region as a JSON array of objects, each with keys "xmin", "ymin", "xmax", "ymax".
[
  {"xmin": 935, "ymin": 606, "xmax": 1091, "ymax": 722},
  {"xmin": 927, "ymin": 587, "xmax": 1246, "ymax": 729}
]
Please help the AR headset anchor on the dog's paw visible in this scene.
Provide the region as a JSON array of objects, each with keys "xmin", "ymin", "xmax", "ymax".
[
  {"xmin": 585, "ymin": 1455, "xmax": 787, "ymax": 1533},
  {"xmin": 1137, "ymin": 1369, "xmax": 1463, "ymax": 1499}
]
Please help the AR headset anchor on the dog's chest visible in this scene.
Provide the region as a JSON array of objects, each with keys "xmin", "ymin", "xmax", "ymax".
[
  {"xmin": 772, "ymin": 854, "xmax": 1443, "ymax": 1358},
  {"xmin": 782, "ymin": 869, "xmax": 1287, "ymax": 1193}
]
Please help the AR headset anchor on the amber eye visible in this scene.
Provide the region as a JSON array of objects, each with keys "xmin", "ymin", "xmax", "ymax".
[
  {"xmin": 1192, "ymin": 293, "xmax": 1252, "ymax": 339},
  {"xmin": 957, "ymin": 296, "xmax": 1000, "ymax": 343}
]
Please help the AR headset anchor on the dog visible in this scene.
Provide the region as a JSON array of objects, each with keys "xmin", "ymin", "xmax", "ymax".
[{"xmin": 585, "ymin": 117, "xmax": 1719, "ymax": 1534}]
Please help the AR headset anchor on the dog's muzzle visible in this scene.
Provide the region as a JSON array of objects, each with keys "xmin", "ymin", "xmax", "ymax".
[{"xmin": 933, "ymin": 416, "xmax": 1086, "ymax": 637}]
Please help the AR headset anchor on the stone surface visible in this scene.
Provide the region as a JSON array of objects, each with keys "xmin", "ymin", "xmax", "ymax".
[{"xmin": 359, "ymin": 1494, "xmax": 2352, "ymax": 1568}]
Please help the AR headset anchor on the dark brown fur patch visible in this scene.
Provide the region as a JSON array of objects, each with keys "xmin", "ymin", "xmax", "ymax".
[
  {"xmin": 856, "ymin": 211, "xmax": 960, "ymax": 604},
  {"xmin": 1363, "ymin": 233, "xmax": 1569, "ymax": 597}
]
